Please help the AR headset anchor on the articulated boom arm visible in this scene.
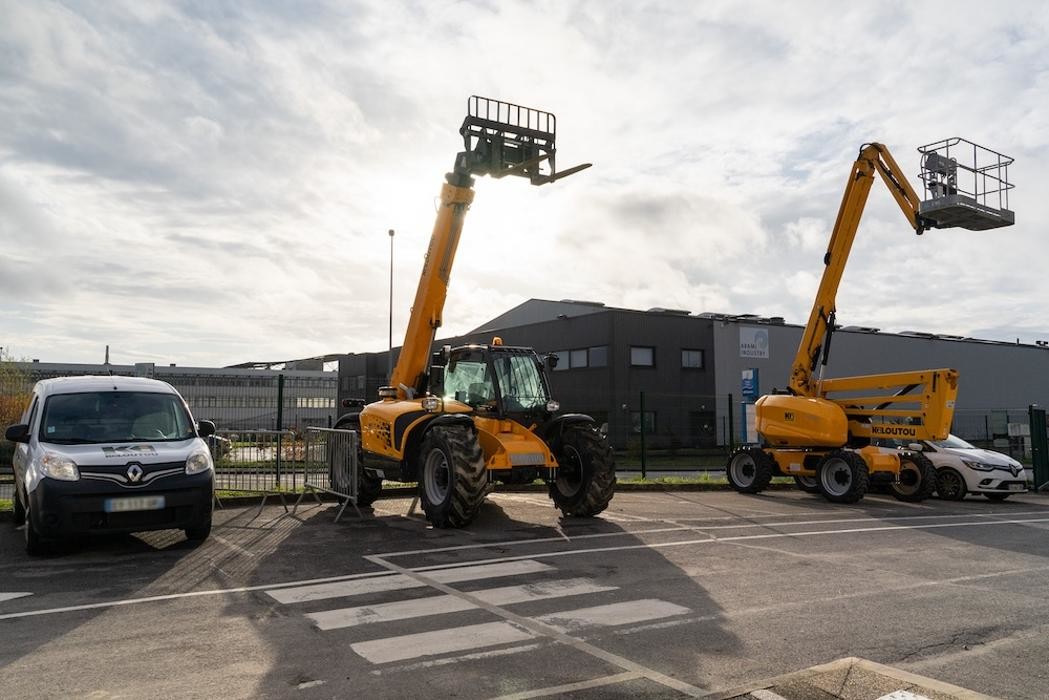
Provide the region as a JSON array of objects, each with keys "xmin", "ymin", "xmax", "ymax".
[
  {"xmin": 388, "ymin": 97, "xmax": 590, "ymax": 399},
  {"xmin": 789, "ymin": 144, "xmax": 927, "ymax": 397}
]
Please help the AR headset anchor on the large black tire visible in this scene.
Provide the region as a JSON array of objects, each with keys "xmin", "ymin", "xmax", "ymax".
[
  {"xmin": 549, "ymin": 424, "xmax": 616, "ymax": 517},
  {"xmin": 418, "ymin": 426, "xmax": 487, "ymax": 528},
  {"xmin": 936, "ymin": 468, "xmax": 967, "ymax": 501},
  {"xmin": 891, "ymin": 452, "xmax": 937, "ymax": 503},
  {"xmin": 726, "ymin": 446, "xmax": 775, "ymax": 494},
  {"xmin": 794, "ymin": 475, "xmax": 821, "ymax": 494},
  {"xmin": 817, "ymin": 450, "xmax": 869, "ymax": 504},
  {"xmin": 12, "ymin": 486, "xmax": 26, "ymax": 526},
  {"xmin": 24, "ymin": 505, "xmax": 46, "ymax": 556},
  {"xmin": 184, "ymin": 519, "xmax": 212, "ymax": 542},
  {"xmin": 333, "ymin": 417, "xmax": 383, "ymax": 508}
]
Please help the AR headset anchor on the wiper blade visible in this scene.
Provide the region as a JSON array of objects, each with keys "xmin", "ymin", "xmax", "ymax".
[{"xmin": 45, "ymin": 438, "xmax": 98, "ymax": 445}]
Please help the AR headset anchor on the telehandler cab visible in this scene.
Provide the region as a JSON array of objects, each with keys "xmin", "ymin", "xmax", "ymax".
[
  {"xmin": 337, "ymin": 97, "xmax": 615, "ymax": 527},
  {"xmin": 727, "ymin": 139, "xmax": 1014, "ymax": 504}
]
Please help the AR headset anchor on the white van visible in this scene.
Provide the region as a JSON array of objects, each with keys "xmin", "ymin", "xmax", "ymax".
[{"xmin": 5, "ymin": 376, "xmax": 216, "ymax": 554}]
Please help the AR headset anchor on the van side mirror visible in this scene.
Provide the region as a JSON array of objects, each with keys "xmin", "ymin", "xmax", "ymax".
[
  {"xmin": 545, "ymin": 353, "xmax": 559, "ymax": 370},
  {"xmin": 4, "ymin": 423, "xmax": 29, "ymax": 444},
  {"xmin": 907, "ymin": 442, "xmax": 924, "ymax": 452},
  {"xmin": 197, "ymin": 420, "xmax": 216, "ymax": 438}
]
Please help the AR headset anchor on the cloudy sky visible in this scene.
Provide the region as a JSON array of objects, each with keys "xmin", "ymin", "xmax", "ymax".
[{"xmin": 2, "ymin": 1, "xmax": 1046, "ymax": 367}]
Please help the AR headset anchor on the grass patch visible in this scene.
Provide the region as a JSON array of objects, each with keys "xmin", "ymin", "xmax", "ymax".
[{"xmin": 0, "ymin": 498, "xmax": 11, "ymax": 512}]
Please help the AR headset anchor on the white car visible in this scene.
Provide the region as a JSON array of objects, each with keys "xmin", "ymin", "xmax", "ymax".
[{"xmin": 901, "ymin": 434, "xmax": 1027, "ymax": 501}]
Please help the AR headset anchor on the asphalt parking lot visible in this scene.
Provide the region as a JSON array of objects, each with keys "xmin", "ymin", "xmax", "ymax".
[{"xmin": 2, "ymin": 489, "xmax": 1049, "ymax": 699}]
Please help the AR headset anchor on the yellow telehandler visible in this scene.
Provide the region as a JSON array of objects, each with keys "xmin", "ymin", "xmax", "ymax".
[
  {"xmin": 337, "ymin": 97, "xmax": 615, "ymax": 527},
  {"xmin": 727, "ymin": 139, "xmax": 1014, "ymax": 503}
]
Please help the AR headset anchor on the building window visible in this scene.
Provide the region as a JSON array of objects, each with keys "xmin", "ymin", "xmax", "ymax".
[
  {"xmin": 552, "ymin": 350, "xmax": 570, "ymax": 371},
  {"xmin": 589, "ymin": 346, "xmax": 608, "ymax": 367},
  {"xmin": 570, "ymin": 349, "xmax": 588, "ymax": 368},
  {"xmin": 630, "ymin": 346, "xmax": 655, "ymax": 367},
  {"xmin": 630, "ymin": 411, "xmax": 656, "ymax": 434},
  {"xmin": 681, "ymin": 349, "xmax": 704, "ymax": 369}
]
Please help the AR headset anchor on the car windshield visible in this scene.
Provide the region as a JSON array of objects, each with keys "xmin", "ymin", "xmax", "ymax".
[
  {"xmin": 40, "ymin": 391, "xmax": 196, "ymax": 444},
  {"xmin": 930, "ymin": 434, "xmax": 976, "ymax": 450}
]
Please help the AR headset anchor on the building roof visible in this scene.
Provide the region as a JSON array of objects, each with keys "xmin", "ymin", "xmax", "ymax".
[{"xmin": 469, "ymin": 298, "xmax": 619, "ymax": 332}]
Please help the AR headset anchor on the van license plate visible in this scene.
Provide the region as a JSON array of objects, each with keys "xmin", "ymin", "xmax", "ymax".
[
  {"xmin": 105, "ymin": 496, "xmax": 166, "ymax": 513},
  {"xmin": 1008, "ymin": 484, "xmax": 1025, "ymax": 492}
]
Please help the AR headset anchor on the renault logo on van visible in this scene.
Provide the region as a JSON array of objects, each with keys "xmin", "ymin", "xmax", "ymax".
[{"xmin": 126, "ymin": 464, "xmax": 144, "ymax": 483}]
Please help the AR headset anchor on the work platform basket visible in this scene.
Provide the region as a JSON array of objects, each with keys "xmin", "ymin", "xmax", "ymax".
[{"xmin": 917, "ymin": 138, "xmax": 1014, "ymax": 230}]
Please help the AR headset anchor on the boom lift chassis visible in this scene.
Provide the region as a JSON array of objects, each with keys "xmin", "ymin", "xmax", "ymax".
[{"xmin": 728, "ymin": 139, "xmax": 1014, "ymax": 503}]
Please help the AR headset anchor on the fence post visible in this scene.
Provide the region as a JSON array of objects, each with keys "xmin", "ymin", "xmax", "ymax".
[
  {"xmin": 276, "ymin": 374, "xmax": 285, "ymax": 488},
  {"xmin": 639, "ymin": 390, "xmax": 647, "ymax": 479},
  {"xmin": 1029, "ymin": 404, "xmax": 1049, "ymax": 491},
  {"xmin": 726, "ymin": 393, "xmax": 735, "ymax": 452}
]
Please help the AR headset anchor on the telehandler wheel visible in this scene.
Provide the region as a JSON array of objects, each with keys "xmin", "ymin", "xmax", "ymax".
[
  {"xmin": 549, "ymin": 424, "xmax": 616, "ymax": 517},
  {"xmin": 794, "ymin": 475, "xmax": 821, "ymax": 494},
  {"xmin": 726, "ymin": 446, "xmax": 774, "ymax": 494},
  {"xmin": 891, "ymin": 452, "xmax": 937, "ymax": 503},
  {"xmin": 333, "ymin": 417, "xmax": 384, "ymax": 508},
  {"xmin": 419, "ymin": 425, "xmax": 487, "ymax": 528},
  {"xmin": 817, "ymin": 450, "xmax": 869, "ymax": 503}
]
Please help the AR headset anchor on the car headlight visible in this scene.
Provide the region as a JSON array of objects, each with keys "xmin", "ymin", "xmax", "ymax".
[
  {"xmin": 186, "ymin": 450, "xmax": 214, "ymax": 475},
  {"xmin": 41, "ymin": 452, "xmax": 80, "ymax": 481},
  {"xmin": 962, "ymin": 460, "xmax": 998, "ymax": 472}
]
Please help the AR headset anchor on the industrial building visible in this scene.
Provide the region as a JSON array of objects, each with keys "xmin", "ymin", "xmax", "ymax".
[
  {"xmin": 9, "ymin": 361, "xmax": 338, "ymax": 432},
  {"xmin": 338, "ymin": 299, "xmax": 1049, "ymax": 450}
]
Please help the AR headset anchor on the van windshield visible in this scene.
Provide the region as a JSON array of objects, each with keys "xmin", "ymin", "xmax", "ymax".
[{"xmin": 40, "ymin": 391, "xmax": 196, "ymax": 444}]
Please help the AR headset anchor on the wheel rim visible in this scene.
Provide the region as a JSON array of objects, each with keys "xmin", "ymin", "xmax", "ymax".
[
  {"xmin": 893, "ymin": 461, "xmax": 921, "ymax": 496},
  {"xmin": 940, "ymin": 470, "xmax": 963, "ymax": 499},
  {"xmin": 556, "ymin": 445, "xmax": 584, "ymax": 497},
  {"xmin": 729, "ymin": 453, "xmax": 757, "ymax": 488},
  {"xmin": 797, "ymin": 475, "xmax": 817, "ymax": 488},
  {"xmin": 820, "ymin": 458, "xmax": 853, "ymax": 497},
  {"xmin": 423, "ymin": 448, "xmax": 451, "ymax": 504}
]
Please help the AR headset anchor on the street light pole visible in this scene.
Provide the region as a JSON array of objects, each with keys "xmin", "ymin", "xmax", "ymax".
[{"xmin": 388, "ymin": 228, "xmax": 395, "ymax": 382}]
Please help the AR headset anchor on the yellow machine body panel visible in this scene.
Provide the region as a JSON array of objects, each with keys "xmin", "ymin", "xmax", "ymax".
[
  {"xmin": 768, "ymin": 445, "xmax": 900, "ymax": 478},
  {"xmin": 473, "ymin": 416, "xmax": 558, "ymax": 471},
  {"xmin": 755, "ymin": 395, "xmax": 848, "ymax": 448},
  {"xmin": 359, "ymin": 398, "xmax": 471, "ymax": 460}
]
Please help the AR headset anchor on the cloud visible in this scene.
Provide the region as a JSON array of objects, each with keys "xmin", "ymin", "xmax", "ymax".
[{"xmin": 1, "ymin": 0, "xmax": 1047, "ymax": 366}]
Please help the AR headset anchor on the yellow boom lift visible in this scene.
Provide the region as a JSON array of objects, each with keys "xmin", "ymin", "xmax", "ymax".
[
  {"xmin": 337, "ymin": 96, "xmax": 615, "ymax": 527},
  {"xmin": 727, "ymin": 138, "xmax": 1014, "ymax": 503}
]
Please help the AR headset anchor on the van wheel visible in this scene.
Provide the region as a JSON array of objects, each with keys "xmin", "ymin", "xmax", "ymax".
[
  {"xmin": 24, "ymin": 506, "xmax": 47, "ymax": 556},
  {"xmin": 935, "ymin": 468, "xmax": 967, "ymax": 501},
  {"xmin": 184, "ymin": 519, "xmax": 212, "ymax": 542},
  {"xmin": 12, "ymin": 488, "xmax": 26, "ymax": 526}
]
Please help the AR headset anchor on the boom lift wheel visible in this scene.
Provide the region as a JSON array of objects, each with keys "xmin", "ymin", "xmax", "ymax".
[
  {"xmin": 549, "ymin": 423, "xmax": 616, "ymax": 517},
  {"xmin": 727, "ymin": 446, "xmax": 775, "ymax": 494},
  {"xmin": 817, "ymin": 450, "xmax": 869, "ymax": 503},
  {"xmin": 890, "ymin": 452, "xmax": 937, "ymax": 502},
  {"xmin": 794, "ymin": 475, "xmax": 821, "ymax": 494},
  {"xmin": 419, "ymin": 425, "xmax": 487, "ymax": 528}
]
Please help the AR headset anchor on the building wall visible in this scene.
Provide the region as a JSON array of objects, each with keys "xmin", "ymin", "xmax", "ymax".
[
  {"xmin": 13, "ymin": 362, "xmax": 338, "ymax": 432},
  {"xmin": 712, "ymin": 321, "xmax": 1049, "ymax": 440}
]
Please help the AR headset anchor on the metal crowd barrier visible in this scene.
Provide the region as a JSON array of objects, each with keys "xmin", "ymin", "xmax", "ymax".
[
  {"xmin": 293, "ymin": 427, "xmax": 362, "ymax": 522},
  {"xmin": 210, "ymin": 429, "xmax": 297, "ymax": 515}
]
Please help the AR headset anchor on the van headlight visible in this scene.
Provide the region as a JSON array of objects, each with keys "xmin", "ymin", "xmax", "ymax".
[
  {"xmin": 41, "ymin": 453, "xmax": 80, "ymax": 481},
  {"xmin": 186, "ymin": 450, "xmax": 214, "ymax": 475}
]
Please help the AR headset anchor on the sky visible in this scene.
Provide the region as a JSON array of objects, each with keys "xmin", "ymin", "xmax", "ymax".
[{"xmin": 1, "ymin": 1, "xmax": 1047, "ymax": 367}]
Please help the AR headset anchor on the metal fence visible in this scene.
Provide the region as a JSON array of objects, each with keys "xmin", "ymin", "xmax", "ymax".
[
  {"xmin": 210, "ymin": 429, "xmax": 297, "ymax": 514},
  {"xmin": 292, "ymin": 427, "xmax": 361, "ymax": 522}
]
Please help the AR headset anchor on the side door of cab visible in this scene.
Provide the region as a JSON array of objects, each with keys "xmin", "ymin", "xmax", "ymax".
[{"xmin": 13, "ymin": 392, "xmax": 39, "ymax": 495}]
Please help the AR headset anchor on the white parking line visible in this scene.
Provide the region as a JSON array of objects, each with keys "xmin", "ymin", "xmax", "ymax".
[
  {"xmin": 308, "ymin": 578, "xmax": 615, "ymax": 631},
  {"xmin": 267, "ymin": 560, "xmax": 553, "ymax": 605},
  {"xmin": 376, "ymin": 510, "xmax": 1049, "ymax": 559},
  {"xmin": 351, "ymin": 621, "xmax": 535, "ymax": 664},
  {"xmin": 536, "ymin": 599, "xmax": 691, "ymax": 633}
]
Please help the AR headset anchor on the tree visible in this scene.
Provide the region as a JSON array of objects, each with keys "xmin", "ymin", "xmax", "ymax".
[{"xmin": 0, "ymin": 349, "xmax": 31, "ymax": 431}]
